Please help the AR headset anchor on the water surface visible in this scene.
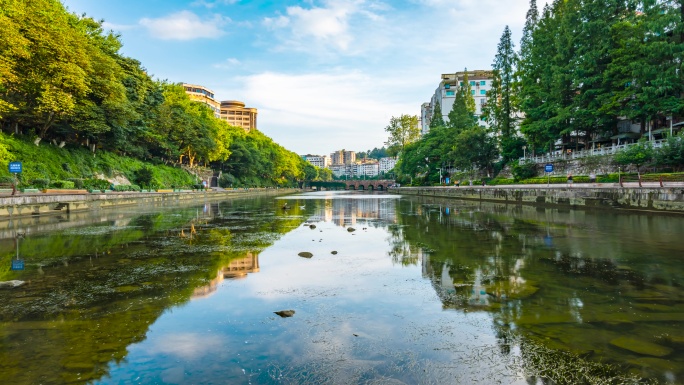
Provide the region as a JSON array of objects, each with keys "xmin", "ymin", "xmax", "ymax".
[{"xmin": 0, "ymin": 191, "xmax": 681, "ymax": 384}]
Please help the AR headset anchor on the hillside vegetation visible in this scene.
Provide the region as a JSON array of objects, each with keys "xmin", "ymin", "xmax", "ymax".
[{"xmin": 0, "ymin": 0, "xmax": 329, "ymax": 188}]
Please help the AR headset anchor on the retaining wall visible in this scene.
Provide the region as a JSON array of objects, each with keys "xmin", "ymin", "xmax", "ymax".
[
  {"xmin": 393, "ymin": 185, "xmax": 684, "ymax": 213},
  {"xmin": 0, "ymin": 189, "xmax": 296, "ymax": 220}
]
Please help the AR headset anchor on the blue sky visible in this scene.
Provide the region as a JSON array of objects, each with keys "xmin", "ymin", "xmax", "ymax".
[{"xmin": 61, "ymin": 0, "xmax": 531, "ymax": 156}]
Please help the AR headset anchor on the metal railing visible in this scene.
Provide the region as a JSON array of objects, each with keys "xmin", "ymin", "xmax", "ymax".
[{"xmin": 520, "ymin": 139, "xmax": 668, "ymax": 164}]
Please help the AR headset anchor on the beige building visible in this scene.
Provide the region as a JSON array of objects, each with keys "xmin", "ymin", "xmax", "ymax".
[
  {"xmin": 330, "ymin": 150, "xmax": 356, "ymax": 165},
  {"xmin": 220, "ymin": 100, "xmax": 258, "ymax": 131},
  {"xmin": 182, "ymin": 83, "xmax": 221, "ymax": 118}
]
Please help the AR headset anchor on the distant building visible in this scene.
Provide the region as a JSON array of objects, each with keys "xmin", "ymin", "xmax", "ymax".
[
  {"xmin": 379, "ymin": 157, "xmax": 398, "ymax": 174},
  {"xmin": 422, "ymin": 70, "xmax": 493, "ymax": 133},
  {"xmin": 330, "ymin": 150, "xmax": 356, "ymax": 165},
  {"xmin": 354, "ymin": 161, "xmax": 379, "ymax": 178},
  {"xmin": 420, "ymin": 102, "xmax": 432, "ymax": 135},
  {"xmin": 330, "ymin": 164, "xmax": 350, "ymax": 178},
  {"xmin": 220, "ymin": 100, "xmax": 258, "ymax": 131},
  {"xmin": 183, "ymin": 83, "xmax": 221, "ymax": 118},
  {"xmin": 303, "ymin": 154, "xmax": 331, "ymax": 168}
]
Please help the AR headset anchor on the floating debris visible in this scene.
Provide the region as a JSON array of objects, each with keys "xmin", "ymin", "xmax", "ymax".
[
  {"xmin": 298, "ymin": 252, "xmax": 313, "ymax": 258},
  {"xmin": 331, "ymin": 251, "xmax": 338, "ymax": 255}
]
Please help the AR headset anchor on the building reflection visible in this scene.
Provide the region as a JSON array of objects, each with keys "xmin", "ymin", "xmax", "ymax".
[
  {"xmin": 192, "ymin": 252, "xmax": 260, "ymax": 299},
  {"xmin": 305, "ymin": 198, "xmax": 397, "ymax": 227}
]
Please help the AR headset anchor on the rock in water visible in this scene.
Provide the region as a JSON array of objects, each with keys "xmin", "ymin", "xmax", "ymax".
[
  {"xmin": 0, "ymin": 280, "xmax": 25, "ymax": 289},
  {"xmin": 309, "ymin": 224, "xmax": 316, "ymax": 229},
  {"xmin": 331, "ymin": 251, "xmax": 338, "ymax": 255},
  {"xmin": 298, "ymin": 252, "xmax": 313, "ymax": 258},
  {"xmin": 274, "ymin": 310, "xmax": 295, "ymax": 318},
  {"xmin": 347, "ymin": 227, "xmax": 356, "ymax": 232}
]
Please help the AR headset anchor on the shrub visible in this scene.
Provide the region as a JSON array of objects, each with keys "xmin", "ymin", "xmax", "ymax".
[
  {"xmin": 0, "ymin": 175, "xmax": 15, "ymax": 184},
  {"xmin": 218, "ymin": 173, "xmax": 236, "ymax": 188},
  {"xmin": 113, "ymin": 184, "xmax": 141, "ymax": 192},
  {"xmin": 66, "ymin": 178, "xmax": 85, "ymax": 188},
  {"xmin": 51, "ymin": 180, "xmax": 75, "ymax": 189},
  {"xmin": 511, "ymin": 160, "xmax": 538, "ymax": 181},
  {"xmin": 83, "ymin": 178, "xmax": 110, "ymax": 191},
  {"xmin": 135, "ymin": 166, "xmax": 154, "ymax": 188},
  {"xmin": 32, "ymin": 178, "xmax": 50, "ymax": 188}
]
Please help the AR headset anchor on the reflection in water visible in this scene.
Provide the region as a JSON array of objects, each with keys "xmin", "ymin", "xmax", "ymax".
[
  {"xmin": 192, "ymin": 252, "xmax": 260, "ymax": 298},
  {"xmin": 0, "ymin": 192, "xmax": 681, "ymax": 384},
  {"xmin": 398, "ymin": 197, "xmax": 683, "ymax": 383}
]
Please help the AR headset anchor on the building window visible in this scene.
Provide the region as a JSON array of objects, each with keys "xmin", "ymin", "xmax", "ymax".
[
  {"xmin": 470, "ymin": 81, "xmax": 475, "ymax": 86},
  {"xmin": 480, "ymin": 90, "xmax": 486, "ymax": 95},
  {"xmin": 444, "ymin": 84, "xmax": 450, "ymax": 89},
  {"xmin": 459, "ymin": 82, "xmax": 463, "ymax": 87},
  {"xmin": 471, "ymin": 90, "xmax": 475, "ymax": 95},
  {"xmin": 446, "ymin": 90, "xmax": 455, "ymax": 96},
  {"xmin": 480, "ymin": 81, "xmax": 486, "ymax": 86}
]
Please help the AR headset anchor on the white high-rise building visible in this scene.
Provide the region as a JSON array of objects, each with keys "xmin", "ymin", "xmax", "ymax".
[
  {"xmin": 302, "ymin": 154, "xmax": 331, "ymax": 168},
  {"xmin": 379, "ymin": 157, "xmax": 398, "ymax": 174},
  {"xmin": 422, "ymin": 70, "xmax": 493, "ymax": 134}
]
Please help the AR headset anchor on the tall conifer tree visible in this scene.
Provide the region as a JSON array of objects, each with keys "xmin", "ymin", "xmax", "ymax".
[{"xmin": 429, "ymin": 100, "xmax": 445, "ymax": 128}]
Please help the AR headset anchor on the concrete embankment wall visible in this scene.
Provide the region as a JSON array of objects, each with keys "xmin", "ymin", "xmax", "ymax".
[
  {"xmin": 394, "ymin": 185, "xmax": 684, "ymax": 213},
  {"xmin": 0, "ymin": 188, "xmax": 296, "ymax": 220}
]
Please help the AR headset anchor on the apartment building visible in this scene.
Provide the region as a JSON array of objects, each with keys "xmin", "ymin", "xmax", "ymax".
[
  {"xmin": 303, "ymin": 154, "xmax": 331, "ymax": 168},
  {"xmin": 182, "ymin": 83, "xmax": 221, "ymax": 118},
  {"xmin": 220, "ymin": 100, "xmax": 258, "ymax": 131},
  {"xmin": 379, "ymin": 157, "xmax": 398, "ymax": 174},
  {"xmin": 330, "ymin": 150, "xmax": 356, "ymax": 165},
  {"xmin": 354, "ymin": 162, "xmax": 380, "ymax": 178},
  {"xmin": 422, "ymin": 70, "xmax": 493, "ymax": 133}
]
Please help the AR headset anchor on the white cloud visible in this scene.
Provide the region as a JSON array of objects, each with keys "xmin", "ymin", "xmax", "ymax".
[
  {"xmin": 139, "ymin": 11, "xmax": 228, "ymax": 40},
  {"xmin": 263, "ymin": 0, "xmax": 383, "ymax": 53},
  {"xmin": 213, "ymin": 58, "xmax": 242, "ymax": 69},
  {"xmin": 101, "ymin": 21, "xmax": 136, "ymax": 31},
  {"xmin": 230, "ymin": 70, "xmax": 417, "ymax": 154},
  {"xmin": 145, "ymin": 333, "xmax": 225, "ymax": 360},
  {"xmin": 192, "ymin": 0, "xmax": 239, "ymax": 8}
]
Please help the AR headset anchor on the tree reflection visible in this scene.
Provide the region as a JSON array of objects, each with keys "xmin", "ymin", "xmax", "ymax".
[{"xmin": 392, "ymin": 197, "xmax": 683, "ymax": 384}]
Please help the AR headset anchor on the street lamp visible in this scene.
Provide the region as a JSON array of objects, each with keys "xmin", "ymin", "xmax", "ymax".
[{"xmin": 523, "ymin": 145, "xmax": 527, "ymax": 159}]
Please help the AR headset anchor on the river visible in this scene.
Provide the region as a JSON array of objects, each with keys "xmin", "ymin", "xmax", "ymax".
[{"xmin": 0, "ymin": 191, "xmax": 682, "ymax": 384}]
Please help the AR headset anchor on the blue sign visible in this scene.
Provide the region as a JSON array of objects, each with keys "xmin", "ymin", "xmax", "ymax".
[
  {"xmin": 8, "ymin": 161, "xmax": 22, "ymax": 174},
  {"xmin": 445, "ymin": 177, "xmax": 450, "ymax": 184},
  {"xmin": 11, "ymin": 259, "xmax": 24, "ymax": 271},
  {"xmin": 545, "ymin": 164, "xmax": 554, "ymax": 173}
]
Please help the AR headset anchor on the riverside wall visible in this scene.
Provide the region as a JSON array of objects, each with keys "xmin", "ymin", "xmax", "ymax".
[
  {"xmin": 0, "ymin": 188, "xmax": 297, "ymax": 220},
  {"xmin": 393, "ymin": 185, "xmax": 684, "ymax": 213}
]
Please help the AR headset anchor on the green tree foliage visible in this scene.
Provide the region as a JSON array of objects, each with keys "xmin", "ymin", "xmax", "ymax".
[
  {"xmin": 448, "ymin": 70, "xmax": 476, "ymax": 130},
  {"xmin": 384, "ymin": 114, "xmax": 421, "ymax": 156},
  {"xmin": 429, "ymin": 100, "xmax": 445, "ymax": 128},
  {"xmin": 613, "ymin": 140, "xmax": 654, "ymax": 173},
  {"xmin": 485, "ymin": 26, "xmax": 521, "ymax": 163},
  {"xmin": 654, "ymin": 133, "xmax": 684, "ymax": 170},
  {"xmin": 518, "ymin": 0, "xmax": 684, "ymax": 153},
  {"xmin": 0, "ymin": 0, "xmax": 309, "ymax": 187}
]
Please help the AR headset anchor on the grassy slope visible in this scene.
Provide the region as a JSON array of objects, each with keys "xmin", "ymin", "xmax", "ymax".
[{"xmin": 0, "ymin": 133, "xmax": 195, "ymax": 188}]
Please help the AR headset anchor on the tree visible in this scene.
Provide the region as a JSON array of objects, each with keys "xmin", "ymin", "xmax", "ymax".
[
  {"xmin": 485, "ymin": 26, "xmax": 519, "ymax": 163},
  {"xmin": 613, "ymin": 140, "xmax": 654, "ymax": 174},
  {"xmin": 451, "ymin": 126, "xmax": 499, "ymax": 177},
  {"xmin": 429, "ymin": 100, "xmax": 445, "ymax": 128},
  {"xmin": 448, "ymin": 70, "xmax": 477, "ymax": 131},
  {"xmin": 385, "ymin": 114, "xmax": 420, "ymax": 156}
]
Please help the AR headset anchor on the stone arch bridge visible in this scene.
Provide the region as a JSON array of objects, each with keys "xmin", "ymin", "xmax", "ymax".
[{"xmin": 309, "ymin": 180, "xmax": 395, "ymax": 191}]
